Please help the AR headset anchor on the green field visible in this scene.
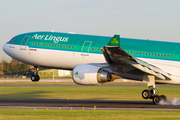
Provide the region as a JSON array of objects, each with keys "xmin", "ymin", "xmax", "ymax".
[
  {"xmin": 0, "ymin": 82, "xmax": 180, "ymax": 101},
  {"xmin": 0, "ymin": 82, "xmax": 180, "ymax": 119},
  {"xmin": 0, "ymin": 109, "xmax": 180, "ymax": 120}
]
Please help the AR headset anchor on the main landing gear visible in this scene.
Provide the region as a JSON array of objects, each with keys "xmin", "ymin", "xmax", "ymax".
[
  {"xmin": 31, "ymin": 66, "xmax": 40, "ymax": 82},
  {"xmin": 142, "ymin": 87, "xmax": 167, "ymax": 104},
  {"xmin": 142, "ymin": 75, "xmax": 167, "ymax": 104}
]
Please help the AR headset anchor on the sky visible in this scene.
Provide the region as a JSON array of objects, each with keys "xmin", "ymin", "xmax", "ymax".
[{"xmin": 0, "ymin": 0, "xmax": 180, "ymax": 60}]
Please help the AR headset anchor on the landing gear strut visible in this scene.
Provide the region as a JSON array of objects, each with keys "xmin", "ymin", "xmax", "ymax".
[
  {"xmin": 142, "ymin": 75, "xmax": 167, "ymax": 104},
  {"xmin": 31, "ymin": 66, "xmax": 40, "ymax": 82}
]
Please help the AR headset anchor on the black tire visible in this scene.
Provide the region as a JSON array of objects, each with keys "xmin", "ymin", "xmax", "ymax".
[
  {"xmin": 31, "ymin": 75, "xmax": 40, "ymax": 82},
  {"xmin": 153, "ymin": 95, "xmax": 164, "ymax": 104},
  {"xmin": 142, "ymin": 90, "xmax": 152, "ymax": 99},
  {"xmin": 31, "ymin": 75, "xmax": 36, "ymax": 82},
  {"xmin": 35, "ymin": 75, "xmax": 40, "ymax": 82},
  {"xmin": 160, "ymin": 95, "xmax": 167, "ymax": 102},
  {"xmin": 153, "ymin": 95, "xmax": 160, "ymax": 104}
]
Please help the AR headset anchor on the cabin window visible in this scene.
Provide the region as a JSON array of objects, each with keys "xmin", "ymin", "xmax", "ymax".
[
  {"xmin": 157, "ymin": 54, "xmax": 159, "ymax": 56},
  {"xmin": 139, "ymin": 52, "xmax": 141, "ymax": 54},
  {"xmin": 37, "ymin": 43, "xmax": 39, "ymax": 45},
  {"xmin": 54, "ymin": 45, "xmax": 56, "ymax": 47},
  {"xmin": 142, "ymin": 52, "xmax": 144, "ymax": 55},
  {"xmin": 66, "ymin": 45, "xmax": 67, "ymax": 48},
  {"xmin": 32, "ymin": 43, "xmax": 34, "ymax": 45},
  {"xmin": 133, "ymin": 52, "xmax": 135, "ymax": 54},
  {"xmin": 154, "ymin": 53, "xmax": 156, "ymax": 56},
  {"xmin": 148, "ymin": 53, "xmax": 150, "ymax": 55},
  {"xmin": 167, "ymin": 55, "xmax": 169, "ymax": 57},
  {"xmin": 46, "ymin": 44, "xmax": 48, "ymax": 46},
  {"xmin": 35, "ymin": 43, "xmax": 37, "ymax": 45},
  {"xmin": 164, "ymin": 54, "xmax": 166, "ymax": 57},
  {"xmin": 69, "ymin": 46, "xmax": 70, "ymax": 48},
  {"xmin": 161, "ymin": 54, "xmax": 163, "ymax": 57},
  {"xmin": 130, "ymin": 51, "xmax": 132, "ymax": 54},
  {"xmin": 43, "ymin": 43, "xmax": 45, "ymax": 46},
  {"xmin": 63, "ymin": 45, "xmax": 65, "ymax": 48},
  {"xmin": 40, "ymin": 43, "xmax": 42, "ymax": 46},
  {"xmin": 145, "ymin": 53, "xmax": 147, "ymax": 55},
  {"xmin": 72, "ymin": 46, "xmax": 73, "ymax": 49},
  {"xmin": 57, "ymin": 45, "xmax": 59, "ymax": 47},
  {"xmin": 170, "ymin": 55, "xmax": 172, "ymax": 57},
  {"xmin": 151, "ymin": 53, "xmax": 153, "ymax": 56},
  {"xmin": 136, "ymin": 52, "xmax": 138, "ymax": 54},
  {"xmin": 92, "ymin": 48, "xmax": 93, "ymax": 50},
  {"xmin": 60, "ymin": 45, "xmax": 62, "ymax": 47},
  {"xmin": 97, "ymin": 48, "xmax": 99, "ymax": 51}
]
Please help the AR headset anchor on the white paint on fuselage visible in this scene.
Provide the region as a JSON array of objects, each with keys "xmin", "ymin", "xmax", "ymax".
[
  {"xmin": 3, "ymin": 43, "xmax": 180, "ymax": 84},
  {"xmin": 4, "ymin": 44, "xmax": 180, "ymax": 76},
  {"xmin": 3, "ymin": 44, "xmax": 106, "ymax": 69}
]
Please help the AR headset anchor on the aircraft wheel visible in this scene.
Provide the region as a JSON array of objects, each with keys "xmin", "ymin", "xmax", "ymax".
[
  {"xmin": 160, "ymin": 95, "xmax": 167, "ymax": 102},
  {"xmin": 35, "ymin": 75, "xmax": 40, "ymax": 82},
  {"xmin": 31, "ymin": 75, "xmax": 40, "ymax": 82},
  {"xmin": 31, "ymin": 75, "xmax": 36, "ymax": 82},
  {"xmin": 153, "ymin": 95, "xmax": 160, "ymax": 104},
  {"xmin": 153, "ymin": 95, "xmax": 164, "ymax": 104},
  {"xmin": 142, "ymin": 89, "xmax": 152, "ymax": 99}
]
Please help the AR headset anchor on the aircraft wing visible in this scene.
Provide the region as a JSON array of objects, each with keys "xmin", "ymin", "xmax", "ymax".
[{"xmin": 101, "ymin": 35, "xmax": 172, "ymax": 80}]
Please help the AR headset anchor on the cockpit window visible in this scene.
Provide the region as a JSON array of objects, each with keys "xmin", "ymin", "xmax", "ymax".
[{"xmin": 9, "ymin": 38, "xmax": 15, "ymax": 43}]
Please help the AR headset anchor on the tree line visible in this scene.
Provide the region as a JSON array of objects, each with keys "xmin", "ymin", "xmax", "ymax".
[{"xmin": 0, "ymin": 57, "xmax": 30, "ymax": 74}]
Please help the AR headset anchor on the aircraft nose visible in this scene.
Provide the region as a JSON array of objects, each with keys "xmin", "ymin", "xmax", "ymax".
[
  {"xmin": 2, "ymin": 43, "xmax": 12, "ymax": 56},
  {"xmin": 2, "ymin": 43, "xmax": 14, "ymax": 58},
  {"xmin": 2, "ymin": 43, "xmax": 7, "ymax": 53}
]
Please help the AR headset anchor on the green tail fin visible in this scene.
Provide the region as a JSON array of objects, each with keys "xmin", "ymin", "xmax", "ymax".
[{"xmin": 107, "ymin": 34, "xmax": 120, "ymax": 46}]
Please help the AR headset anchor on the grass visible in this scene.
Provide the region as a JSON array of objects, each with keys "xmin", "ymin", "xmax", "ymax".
[
  {"xmin": 0, "ymin": 82, "xmax": 179, "ymax": 101},
  {"xmin": 0, "ymin": 109, "xmax": 180, "ymax": 120},
  {"xmin": 0, "ymin": 82, "xmax": 180, "ymax": 119},
  {"xmin": 0, "ymin": 81, "xmax": 76, "ymax": 85},
  {"xmin": 0, "ymin": 86, "xmax": 142, "ymax": 100}
]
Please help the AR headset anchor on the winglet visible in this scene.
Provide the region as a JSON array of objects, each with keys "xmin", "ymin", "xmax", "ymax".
[{"xmin": 107, "ymin": 35, "xmax": 120, "ymax": 46}]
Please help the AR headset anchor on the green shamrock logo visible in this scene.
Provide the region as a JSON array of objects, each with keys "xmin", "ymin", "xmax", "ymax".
[
  {"xmin": 75, "ymin": 71, "xmax": 78, "ymax": 75},
  {"xmin": 111, "ymin": 38, "xmax": 119, "ymax": 45}
]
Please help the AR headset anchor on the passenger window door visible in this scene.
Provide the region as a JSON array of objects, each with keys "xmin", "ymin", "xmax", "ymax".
[
  {"xmin": 20, "ymin": 36, "xmax": 30, "ymax": 50},
  {"xmin": 81, "ymin": 41, "xmax": 92, "ymax": 56}
]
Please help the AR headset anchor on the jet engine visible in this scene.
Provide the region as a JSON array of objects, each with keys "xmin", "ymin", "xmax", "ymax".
[{"xmin": 72, "ymin": 64, "xmax": 121, "ymax": 85}]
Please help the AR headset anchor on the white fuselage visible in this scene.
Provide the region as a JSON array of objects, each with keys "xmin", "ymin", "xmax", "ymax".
[
  {"xmin": 3, "ymin": 43, "xmax": 180, "ymax": 84},
  {"xmin": 3, "ymin": 44, "xmax": 106, "ymax": 69}
]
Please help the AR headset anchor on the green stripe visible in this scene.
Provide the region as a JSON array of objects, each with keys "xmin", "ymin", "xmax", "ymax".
[{"xmin": 8, "ymin": 31, "xmax": 180, "ymax": 61}]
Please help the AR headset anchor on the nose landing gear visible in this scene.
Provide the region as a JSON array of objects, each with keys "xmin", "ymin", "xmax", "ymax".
[
  {"xmin": 142, "ymin": 75, "xmax": 167, "ymax": 104},
  {"xmin": 31, "ymin": 66, "xmax": 40, "ymax": 82}
]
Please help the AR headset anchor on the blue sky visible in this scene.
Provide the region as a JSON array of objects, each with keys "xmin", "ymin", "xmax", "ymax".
[{"xmin": 1, "ymin": 0, "xmax": 180, "ymax": 60}]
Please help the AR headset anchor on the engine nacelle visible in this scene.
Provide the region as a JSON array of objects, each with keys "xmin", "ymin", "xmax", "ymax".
[{"xmin": 72, "ymin": 64, "xmax": 117, "ymax": 85}]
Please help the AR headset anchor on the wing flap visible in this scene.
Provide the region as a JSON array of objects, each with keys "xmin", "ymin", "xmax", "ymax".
[
  {"xmin": 102, "ymin": 34, "xmax": 172, "ymax": 80},
  {"xmin": 133, "ymin": 57, "xmax": 171, "ymax": 79},
  {"xmin": 125, "ymin": 59, "xmax": 166, "ymax": 80}
]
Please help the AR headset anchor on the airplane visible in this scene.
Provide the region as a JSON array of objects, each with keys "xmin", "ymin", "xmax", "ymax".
[{"xmin": 3, "ymin": 31, "xmax": 180, "ymax": 104}]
